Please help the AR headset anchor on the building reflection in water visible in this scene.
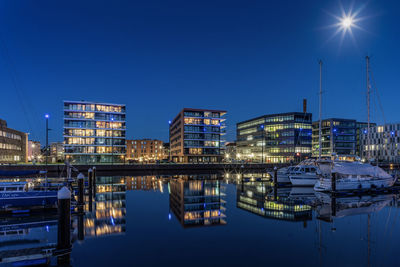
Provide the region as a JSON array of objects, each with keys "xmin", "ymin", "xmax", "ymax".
[
  {"xmin": 236, "ymin": 182, "xmax": 312, "ymax": 223},
  {"xmin": 84, "ymin": 176, "xmax": 127, "ymax": 237},
  {"xmin": 126, "ymin": 176, "xmax": 163, "ymax": 192},
  {"xmin": 169, "ymin": 175, "xmax": 226, "ymax": 228},
  {"xmin": 0, "ymin": 213, "xmax": 58, "ymax": 265}
]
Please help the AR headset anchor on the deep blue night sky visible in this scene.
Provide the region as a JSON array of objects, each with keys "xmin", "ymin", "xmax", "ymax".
[{"xmin": 0, "ymin": 0, "xmax": 399, "ymax": 144}]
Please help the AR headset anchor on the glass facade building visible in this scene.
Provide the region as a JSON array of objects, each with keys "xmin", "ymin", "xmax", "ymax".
[
  {"xmin": 312, "ymin": 118, "xmax": 357, "ymax": 158},
  {"xmin": 169, "ymin": 108, "xmax": 226, "ymax": 163},
  {"xmin": 236, "ymin": 112, "xmax": 312, "ymax": 163},
  {"xmin": 63, "ymin": 100, "xmax": 126, "ymax": 164}
]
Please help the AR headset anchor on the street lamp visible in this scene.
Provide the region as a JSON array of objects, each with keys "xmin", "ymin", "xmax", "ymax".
[
  {"xmin": 260, "ymin": 124, "xmax": 264, "ymax": 164},
  {"xmin": 111, "ymin": 117, "xmax": 114, "ymax": 165},
  {"xmin": 168, "ymin": 120, "xmax": 172, "ymax": 162},
  {"xmin": 45, "ymin": 114, "xmax": 50, "ymax": 167}
]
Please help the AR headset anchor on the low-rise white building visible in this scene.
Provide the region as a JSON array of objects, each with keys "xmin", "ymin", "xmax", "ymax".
[{"xmin": 361, "ymin": 124, "xmax": 400, "ymax": 163}]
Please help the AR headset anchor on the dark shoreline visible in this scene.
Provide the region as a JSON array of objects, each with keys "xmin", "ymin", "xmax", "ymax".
[{"xmin": 0, "ymin": 163, "xmax": 286, "ymax": 176}]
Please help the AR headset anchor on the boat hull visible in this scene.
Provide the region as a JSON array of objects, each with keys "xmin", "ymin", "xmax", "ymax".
[
  {"xmin": 0, "ymin": 191, "xmax": 58, "ymax": 209},
  {"xmin": 289, "ymin": 175, "xmax": 318, "ymax": 186},
  {"xmin": 268, "ymin": 172, "xmax": 290, "ymax": 183},
  {"xmin": 314, "ymin": 177, "xmax": 397, "ymax": 192}
]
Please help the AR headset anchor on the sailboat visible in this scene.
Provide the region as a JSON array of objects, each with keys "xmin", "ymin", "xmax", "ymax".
[
  {"xmin": 314, "ymin": 56, "xmax": 397, "ymax": 192},
  {"xmin": 288, "ymin": 61, "xmax": 324, "ymax": 186}
]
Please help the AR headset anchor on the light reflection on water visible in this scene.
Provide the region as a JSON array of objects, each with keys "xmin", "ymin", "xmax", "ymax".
[{"xmin": 1, "ymin": 174, "xmax": 400, "ymax": 266}]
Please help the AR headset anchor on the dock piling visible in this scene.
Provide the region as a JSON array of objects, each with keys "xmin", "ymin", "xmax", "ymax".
[
  {"xmin": 88, "ymin": 168, "xmax": 93, "ymax": 192},
  {"xmin": 77, "ymin": 173, "xmax": 84, "ymax": 208},
  {"xmin": 56, "ymin": 187, "xmax": 72, "ymax": 264},
  {"xmin": 88, "ymin": 169, "xmax": 93, "ymax": 212},
  {"xmin": 92, "ymin": 166, "xmax": 96, "ymax": 194}
]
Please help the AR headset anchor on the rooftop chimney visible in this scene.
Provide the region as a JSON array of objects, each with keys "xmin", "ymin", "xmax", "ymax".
[{"xmin": 303, "ymin": 99, "xmax": 307, "ymax": 113}]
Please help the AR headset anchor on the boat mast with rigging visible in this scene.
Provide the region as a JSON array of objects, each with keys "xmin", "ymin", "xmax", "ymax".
[{"xmin": 319, "ymin": 60, "xmax": 323, "ymax": 160}]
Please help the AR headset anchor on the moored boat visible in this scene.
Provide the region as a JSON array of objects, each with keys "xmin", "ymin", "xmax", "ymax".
[
  {"xmin": 0, "ymin": 182, "xmax": 58, "ymax": 210},
  {"xmin": 289, "ymin": 165, "xmax": 319, "ymax": 186},
  {"xmin": 314, "ymin": 161, "xmax": 397, "ymax": 192},
  {"xmin": 268, "ymin": 166, "xmax": 295, "ymax": 183}
]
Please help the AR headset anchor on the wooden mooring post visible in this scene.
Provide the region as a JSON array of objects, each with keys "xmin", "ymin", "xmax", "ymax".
[
  {"xmin": 92, "ymin": 166, "xmax": 97, "ymax": 195},
  {"xmin": 56, "ymin": 187, "xmax": 72, "ymax": 265},
  {"xmin": 77, "ymin": 173, "xmax": 85, "ymax": 210}
]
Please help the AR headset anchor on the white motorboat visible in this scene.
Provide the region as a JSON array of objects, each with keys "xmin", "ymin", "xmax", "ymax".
[
  {"xmin": 289, "ymin": 165, "xmax": 319, "ymax": 186},
  {"xmin": 268, "ymin": 166, "xmax": 295, "ymax": 183},
  {"xmin": 314, "ymin": 161, "xmax": 397, "ymax": 192}
]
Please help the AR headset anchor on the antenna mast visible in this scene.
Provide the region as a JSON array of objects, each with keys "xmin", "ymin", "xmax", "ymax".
[{"xmin": 319, "ymin": 60, "xmax": 323, "ymax": 159}]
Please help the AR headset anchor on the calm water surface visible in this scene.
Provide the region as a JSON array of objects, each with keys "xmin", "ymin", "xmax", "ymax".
[{"xmin": 1, "ymin": 174, "xmax": 400, "ymax": 266}]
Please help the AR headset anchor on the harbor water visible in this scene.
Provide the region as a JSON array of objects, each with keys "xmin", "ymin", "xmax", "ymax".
[{"xmin": 1, "ymin": 173, "xmax": 400, "ymax": 266}]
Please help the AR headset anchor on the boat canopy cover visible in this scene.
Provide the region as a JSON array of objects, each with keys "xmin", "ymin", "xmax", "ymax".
[
  {"xmin": 332, "ymin": 162, "xmax": 391, "ymax": 178},
  {"xmin": 0, "ymin": 170, "xmax": 44, "ymax": 177}
]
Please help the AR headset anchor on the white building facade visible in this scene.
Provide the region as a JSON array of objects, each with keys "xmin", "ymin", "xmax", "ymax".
[{"xmin": 361, "ymin": 124, "xmax": 400, "ymax": 163}]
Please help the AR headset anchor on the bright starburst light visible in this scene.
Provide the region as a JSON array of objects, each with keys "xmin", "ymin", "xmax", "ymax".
[
  {"xmin": 323, "ymin": 1, "xmax": 370, "ymax": 51},
  {"xmin": 341, "ymin": 16, "xmax": 353, "ymax": 29}
]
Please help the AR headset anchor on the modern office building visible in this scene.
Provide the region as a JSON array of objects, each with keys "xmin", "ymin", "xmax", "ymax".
[
  {"xmin": 126, "ymin": 139, "xmax": 164, "ymax": 162},
  {"xmin": 312, "ymin": 118, "xmax": 357, "ymax": 158},
  {"xmin": 169, "ymin": 177, "xmax": 226, "ymax": 228},
  {"xmin": 361, "ymin": 123, "xmax": 400, "ymax": 163},
  {"xmin": 356, "ymin": 122, "xmax": 375, "ymax": 157},
  {"xmin": 236, "ymin": 112, "xmax": 312, "ymax": 163},
  {"xmin": 224, "ymin": 142, "xmax": 237, "ymax": 161},
  {"xmin": 0, "ymin": 119, "xmax": 28, "ymax": 163},
  {"xmin": 169, "ymin": 108, "xmax": 226, "ymax": 163},
  {"xmin": 27, "ymin": 140, "xmax": 41, "ymax": 162},
  {"xmin": 63, "ymin": 100, "xmax": 126, "ymax": 163}
]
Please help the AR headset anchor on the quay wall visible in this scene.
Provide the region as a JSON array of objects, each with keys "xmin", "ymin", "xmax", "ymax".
[{"xmin": 0, "ymin": 163, "xmax": 288, "ymax": 176}]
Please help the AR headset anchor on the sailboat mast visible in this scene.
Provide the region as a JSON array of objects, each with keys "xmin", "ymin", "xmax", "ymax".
[
  {"xmin": 366, "ymin": 56, "xmax": 370, "ymax": 161},
  {"xmin": 319, "ymin": 60, "xmax": 323, "ymax": 159}
]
